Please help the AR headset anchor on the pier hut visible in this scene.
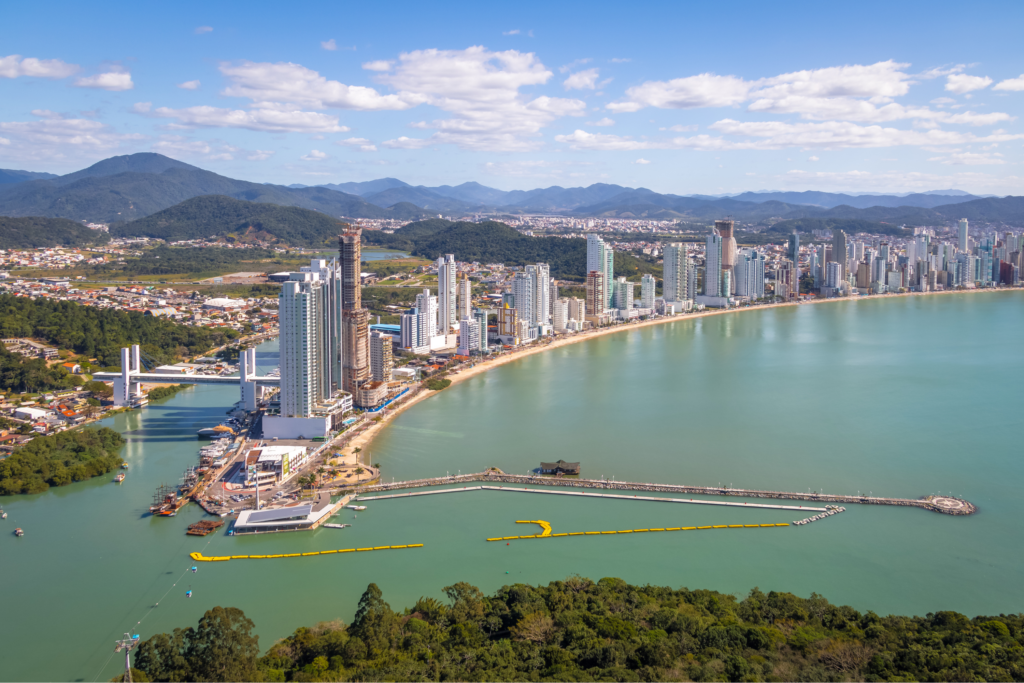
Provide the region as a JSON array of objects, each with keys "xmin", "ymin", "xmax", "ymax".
[{"xmin": 540, "ymin": 460, "xmax": 580, "ymax": 476}]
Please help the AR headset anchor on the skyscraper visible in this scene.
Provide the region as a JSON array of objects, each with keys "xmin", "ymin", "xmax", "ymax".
[
  {"xmin": 958, "ymin": 219, "xmax": 969, "ymax": 253},
  {"xmin": 832, "ymin": 229, "xmax": 848, "ymax": 279},
  {"xmin": 788, "ymin": 232, "xmax": 800, "ymax": 295},
  {"xmin": 415, "ymin": 289, "xmax": 438, "ymax": 339},
  {"xmin": 705, "ymin": 231, "xmax": 723, "ymax": 297},
  {"xmin": 734, "ymin": 249, "xmax": 765, "ymax": 298},
  {"xmin": 457, "ymin": 318, "xmax": 480, "ymax": 356},
  {"xmin": 614, "ymin": 276, "xmax": 633, "ymax": 311},
  {"xmin": 436, "ymin": 254, "xmax": 457, "ymax": 333},
  {"xmin": 586, "ymin": 234, "xmax": 614, "ymax": 310},
  {"xmin": 512, "ymin": 271, "xmax": 534, "ymax": 327},
  {"xmin": 662, "ymin": 243, "xmax": 691, "ymax": 302},
  {"xmin": 472, "ymin": 308, "xmax": 490, "ymax": 352},
  {"xmin": 552, "ymin": 298, "xmax": 569, "ymax": 332},
  {"xmin": 715, "ymin": 219, "xmax": 736, "ymax": 292},
  {"xmin": 640, "ymin": 274, "xmax": 655, "ymax": 309},
  {"xmin": 369, "ymin": 330, "xmax": 393, "ymax": 383},
  {"xmin": 528, "ymin": 263, "xmax": 551, "ymax": 326},
  {"xmin": 340, "ymin": 227, "xmax": 370, "ymax": 396},
  {"xmin": 456, "ymin": 273, "xmax": 471, "ymax": 321},
  {"xmin": 585, "ymin": 270, "xmax": 605, "ymax": 319}
]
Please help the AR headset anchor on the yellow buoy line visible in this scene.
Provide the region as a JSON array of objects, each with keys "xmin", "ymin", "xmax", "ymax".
[
  {"xmin": 189, "ymin": 544, "xmax": 424, "ymax": 562},
  {"xmin": 487, "ymin": 523, "xmax": 788, "ymax": 542},
  {"xmin": 517, "ymin": 520, "xmax": 552, "ymax": 536}
]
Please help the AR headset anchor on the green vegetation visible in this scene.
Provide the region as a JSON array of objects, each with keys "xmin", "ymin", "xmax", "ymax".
[
  {"xmin": 424, "ymin": 378, "xmax": 452, "ymax": 391},
  {"xmin": 0, "ymin": 294, "xmax": 239, "ymax": 367},
  {"xmin": 0, "ymin": 216, "xmax": 111, "ymax": 249},
  {"xmin": 134, "ymin": 578, "xmax": 1024, "ymax": 682},
  {"xmin": 0, "ymin": 427, "xmax": 126, "ymax": 495},
  {"xmin": 147, "ymin": 384, "xmax": 191, "ymax": 401},
  {"xmin": 84, "ymin": 244, "xmax": 295, "ymax": 280},
  {"xmin": 365, "ymin": 220, "xmax": 661, "ymax": 280},
  {"xmin": 768, "ymin": 218, "xmax": 912, "ymax": 238},
  {"xmin": 0, "ymin": 346, "xmax": 82, "ymax": 394}
]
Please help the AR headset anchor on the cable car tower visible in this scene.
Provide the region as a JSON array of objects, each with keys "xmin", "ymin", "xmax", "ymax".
[{"xmin": 114, "ymin": 632, "xmax": 140, "ymax": 682}]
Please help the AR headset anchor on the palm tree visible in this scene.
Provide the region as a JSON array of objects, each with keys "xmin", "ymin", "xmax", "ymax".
[{"xmin": 316, "ymin": 466, "xmax": 326, "ymax": 487}]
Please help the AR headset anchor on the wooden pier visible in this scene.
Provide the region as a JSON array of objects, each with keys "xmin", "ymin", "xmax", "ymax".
[{"xmin": 340, "ymin": 470, "xmax": 976, "ymax": 516}]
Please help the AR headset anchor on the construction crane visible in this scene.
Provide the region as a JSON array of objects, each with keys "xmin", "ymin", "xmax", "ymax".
[{"xmin": 114, "ymin": 632, "xmax": 140, "ymax": 683}]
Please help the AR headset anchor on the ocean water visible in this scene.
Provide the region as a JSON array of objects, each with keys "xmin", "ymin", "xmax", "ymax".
[{"xmin": 1, "ymin": 292, "xmax": 1022, "ymax": 681}]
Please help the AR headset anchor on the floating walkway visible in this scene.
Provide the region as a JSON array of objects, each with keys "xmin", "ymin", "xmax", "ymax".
[
  {"xmin": 357, "ymin": 485, "xmax": 828, "ymax": 512},
  {"xmin": 189, "ymin": 544, "xmax": 422, "ymax": 562},
  {"xmin": 345, "ymin": 472, "xmax": 975, "ymax": 516},
  {"xmin": 489, "ymin": 519, "xmax": 789, "ymax": 541}
]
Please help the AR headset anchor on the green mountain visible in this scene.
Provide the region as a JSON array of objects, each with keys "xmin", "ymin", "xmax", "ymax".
[
  {"xmin": 111, "ymin": 195, "xmax": 358, "ymax": 247},
  {"xmin": 0, "ymin": 216, "xmax": 111, "ymax": 249},
  {"xmin": 365, "ymin": 219, "xmax": 659, "ymax": 280},
  {"xmin": 0, "ymin": 169, "xmax": 59, "ymax": 186},
  {"xmin": 0, "ymin": 153, "xmax": 427, "ymax": 224},
  {"xmin": 768, "ymin": 218, "xmax": 912, "ymax": 238}
]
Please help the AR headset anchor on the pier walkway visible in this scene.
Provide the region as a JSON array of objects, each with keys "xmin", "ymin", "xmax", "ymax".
[{"xmin": 341, "ymin": 470, "xmax": 975, "ymax": 515}]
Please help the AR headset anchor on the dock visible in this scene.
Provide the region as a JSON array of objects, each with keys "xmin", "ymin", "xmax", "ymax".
[{"xmin": 341, "ymin": 470, "xmax": 976, "ymax": 515}]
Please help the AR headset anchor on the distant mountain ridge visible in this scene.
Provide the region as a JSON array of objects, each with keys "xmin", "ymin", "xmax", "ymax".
[{"xmin": 0, "ymin": 168, "xmax": 59, "ymax": 186}]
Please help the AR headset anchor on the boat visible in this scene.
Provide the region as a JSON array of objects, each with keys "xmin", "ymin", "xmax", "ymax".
[
  {"xmin": 322, "ymin": 523, "xmax": 350, "ymax": 529},
  {"xmin": 14, "ymin": 528, "xmax": 23, "ymax": 536},
  {"xmin": 1, "ymin": 507, "xmax": 6, "ymax": 519},
  {"xmin": 346, "ymin": 505, "xmax": 367, "ymax": 511},
  {"xmin": 197, "ymin": 424, "xmax": 236, "ymax": 439},
  {"xmin": 121, "ymin": 462, "xmax": 129, "ymax": 469},
  {"xmin": 186, "ymin": 519, "xmax": 225, "ymax": 536},
  {"xmin": 114, "ymin": 473, "xmax": 126, "ymax": 483}
]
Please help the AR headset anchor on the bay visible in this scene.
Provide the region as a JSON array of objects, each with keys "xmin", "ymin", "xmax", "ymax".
[{"xmin": 1, "ymin": 292, "xmax": 1021, "ymax": 681}]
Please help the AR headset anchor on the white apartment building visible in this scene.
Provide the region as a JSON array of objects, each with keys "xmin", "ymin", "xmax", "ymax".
[
  {"xmin": 640, "ymin": 274, "xmax": 656, "ymax": 309},
  {"xmin": 436, "ymin": 254, "xmax": 457, "ymax": 334},
  {"xmin": 369, "ymin": 329, "xmax": 393, "ymax": 382},
  {"xmin": 458, "ymin": 318, "xmax": 480, "ymax": 356}
]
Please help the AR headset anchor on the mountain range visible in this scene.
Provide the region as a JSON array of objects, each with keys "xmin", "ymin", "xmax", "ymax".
[{"xmin": 0, "ymin": 153, "xmax": 1021, "ymax": 227}]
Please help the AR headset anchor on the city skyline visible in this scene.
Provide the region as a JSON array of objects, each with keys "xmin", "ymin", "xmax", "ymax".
[{"xmin": 2, "ymin": 0, "xmax": 1023, "ymax": 195}]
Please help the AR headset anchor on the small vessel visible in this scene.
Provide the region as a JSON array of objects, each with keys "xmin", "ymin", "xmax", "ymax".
[
  {"xmin": 322, "ymin": 523, "xmax": 350, "ymax": 529},
  {"xmin": 346, "ymin": 505, "xmax": 366, "ymax": 511},
  {"xmin": 197, "ymin": 424, "xmax": 236, "ymax": 439},
  {"xmin": 1, "ymin": 507, "xmax": 7, "ymax": 519},
  {"xmin": 14, "ymin": 528, "xmax": 23, "ymax": 536},
  {"xmin": 121, "ymin": 462, "xmax": 129, "ymax": 469},
  {"xmin": 185, "ymin": 589, "xmax": 193, "ymax": 598},
  {"xmin": 186, "ymin": 519, "xmax": 224, "ymax": 536},
  {"xmin": 114, "ymin": 473, "xmax": 126, "ymax": 483}
]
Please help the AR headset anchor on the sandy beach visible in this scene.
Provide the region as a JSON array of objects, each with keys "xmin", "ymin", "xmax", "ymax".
[{"xmin": 342, "ymin": 286, "xmax": 1020, "ymax": 460}]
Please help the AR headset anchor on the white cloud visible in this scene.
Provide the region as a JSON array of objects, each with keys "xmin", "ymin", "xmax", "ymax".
[
  {"xmin": 0, "ymin": 137, "xmax": 9, "ymax": 145},
  {"xmin": 177, "ymin": 80, "xmax": 201, "ymax": 90},
  {"xmin": 74, "ymin": 71, "xmax": 134, "ymax": 91},
  {"xmin": 994, "ymin": 74, "xmax": 1024, "ymax": 92},
  {"xmin": 377, "ymin": 46, "xmax": 585, "ymax": 151},
  {"xmin": 559, "ymin": 58, "xmax": 591, "ymax": 74},
  {"xmin": 609, "ymin": 58, "xmax": 630, "ymax": 63},
  {"xmin": 660, "ymin": 124, "xmax": 697, "ymax": 132},
  {"xmin": 0, "ymin": 54, "xmax": 79, "ymax": 79},
  {"xmin": 945, "ymin": 74, "xmax": 993, "ymax": 94},
  {"xmin": 609, "ymin": 72, "xmax": 751, "ymax": 112},
  {"xmin": 381, "ymin": 136, "xmax": 433, "ymax": 149},
  {"xmin": 361, "ymin": 60, "xmax": 392, "ymax": 72},
  {"xmin": 195, "ymin": 26, "xmax": 213, "ymax": 34},
  {"xmin": 0, "ymin": 116, "xmax": 144, "ymax": 162},
  {"xmin": 808, "ymin": 155, "xmax": 820, "ymax": 161},
  {"xmin": 554, "ymin": 129, "xmax": 653, "ymax": 150},
  {"xmin": 136, "ymin": 103, "xmax": 348, "ymax": 133},
  {"xmin": 30, "ymin": 109, "xmax": 64, "ymax": 119},
  {"xmin": 919, "ymin": 64, "xmax": 965, "ymax": 79},
  {"xmin": 503, "ymin": 29, "xmax": 520, "ymax": 36},
  {"xmin": 335, "ymin": 137, "xmax": 377, "ymax": 152},
  {"xmin": 930, "ymin": 97, "xmax": 956, "ymax": 106},
  {"xmin": 634, "ymin": 158, "xmax": 651, "ymax": 164},
  {"xmin": 927, "ymin": 151, "xmax": 1005, "ymax": 165},
  {"xmin": 247, "ymin": 150, "xmax": 274, "ymax": 161},
  {"xmin": 587, "ymin": 117, "xmax": 615, "ymax": 126},
  {"xmin": 321, "ymin": 39, "xmax": 337, "ymax": 51},
  {"xmin": 220, "ymin": 60, "xmax": 415, "ymax": 110},
  {"xmin": 301, "ymin": 149, "xmax": 328, "ymax": 161},
  {"xmin": 563, "ymin": 68, "xmax": 600, "ymax": 90}
]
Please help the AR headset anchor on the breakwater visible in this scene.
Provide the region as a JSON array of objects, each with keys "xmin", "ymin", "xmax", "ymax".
[{"xmin": 342, "ymin": 470, "xmax": 976, "ymax": 515}]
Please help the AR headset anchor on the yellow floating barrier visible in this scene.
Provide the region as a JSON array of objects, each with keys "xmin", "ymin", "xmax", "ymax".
[
  {"xmin": 584, "ymin": 531, "xmax": 600, "ymax": 535},
  {"xmin": 666, "ymin": 527, "xmax": 681, "ymax": 531},
  {"xmin": 745, "ymin": 525, "xmax": 760, "ymax": 528},
  {"xmin": 357, "ymin": 548, "xmax": 373, "ymax": 551},
  {"xmin": 373, "ymin": 546, "xmax": 391, "ymax": 550},
  {"xmin": 601, "ymin": 531, "xmax": 617, "ymax": 534},
  {"xmin": 486, "ymin": 538, "xmax": 502, "ymax": 542},
  {"xmin": 697, "ymin": 526, "xmax": 712, "ymax": 529},
  {"xmin": 302, "ymin": 552, "xmax": 321, "ymax": 556},
  {"xmin": 188, "ymin": 544, "xmax": 424, "ymax": 562},
  {"xmin": 713, "ymin": 525, "xmax": 728, "ymax": 529},
  {"xmin": 650, "ymin": 528, "xmax": 666, "ymax": 532},
  {"xmin": 728, "ymin": 525, "xmax": 744, "ymax": 529},
  {"xmin": 618, "ymin": 530, "xmax": 633, "ymax": 534},
  {"xmin": 682, "ymin": 527, "xmax": 696, "ymax": 530},
  {"xmin": 634, "ymin": 529, "xmax": 649, "ymax": 532},
  {"xmin": 493, "ymin": 517, "xmax": 793, "ymax": 543},
  {"xmin": 568, "ymin": 532, "xmax": 584, "ymax": 536},
  {"xmin": 338, "ymin": 549, "xmax": 356, "ymax": 553}
]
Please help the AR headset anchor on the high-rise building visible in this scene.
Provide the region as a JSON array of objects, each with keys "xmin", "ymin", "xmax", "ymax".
[
  {"xmin": 457, "ymin": 318, "xmax": 480, "ymax": 356},
  {"xmin": 456, "ymin": 273, "xmax": 471, "ymax": 321},
  {"xmin": 472, "ymin": 308, "xmax": 490, "ymax": 352},
  {"xmin": 788, "ymin": 233, "xmax": 800, "ymax": 292},
  {"xmin": 585, "ymin": 271, "xmax": 605, "ymax": 318},
  {"xmin": 825, "ymin": 261, "xmax": 842, "ymax": 289},
  {"xmin": 614, "ymin": 276, "xmax": 633, "ymax": 311},
  {"xmin": 340, "ymin": 228, "xmax": 370, "ymax": 397},
  {"xmin": 705, "ymin": 231, "xmax": 723, "ymax": 297},
  {"xmin": 549, "ymin": 279, "xmax": 558, "ymax": 319},
  {"xmin": 369, "ymin": 330, "xmax": 393, "ymax": 383},
  {"xmin": 415, "ymin": 289, "xmax": 438, "ymax": 340},
  {"xmin": 552, "ymin": 297, "xmax": 570, "ymax": 332},
  {"xmin": 498, "ymin": 304, "xmax": 520, "ymax": 344},
  {"xmin": 400, "ymin": 307, "xmax": 427, "ymax": 353},
  {"xmin": 640, "ymin": 274, "xmax": 656, "ymax": 309},
  {"xmin": 512, "ymin": 271, "xmax": 534, "ymax": 327},
  {"xmin": 715, "ymin": 219, "xmax": 736, "ymax": 292},
  {"xmin": 567, "ymin": 297, "xmax": 585, "ymax": 323},
  {"xmin": 436, "ymin": 254, "xmax": 457, "ymax": 333},
  {"xmin": 586, "ymin": 234, "xmax": 614, "ymax": 310},
  {"xmin": 662, "ymin": 243, "xmax": 691, "ymax": 302},
  {"xmin": 527, "ymin": 263, "xmax": 551, "ymax": 326},
  {"xmin": 832, "ymin": 230, "xmax": 848, "ymax": 279},
  {"xmin": 734, "ymin": 249, "xmax": 765, "ymax": 298},
  {"xmin": 958, "ymin": 219, "xmax": 969, "ymax": 253}
]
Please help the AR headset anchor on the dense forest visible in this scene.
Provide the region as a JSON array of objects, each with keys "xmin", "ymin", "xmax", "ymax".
[
  {"xmin": 0, "ymin": 427, "xmax": 125, "ymax": 495},
  {"xmin": 364, "ymin": 220, "xmax": 660, "ymax": 281},
  {"xmin": 131, "ymin": 578, "xmax": 1024, "ymax": 682},
  {"xmin": 0, "ymin": 216, "xmax": 111, "ymax": 249},
  {"xmin": 767, "ymin": 218, "xmax": 912, "ymax": 238},
  {"xmin": 0, "ymin": 294, "xmax": 239, "ymax": 367},
  {"xmin": 0, "ymin": 346, "xmax": 82, "ymax": 393}
]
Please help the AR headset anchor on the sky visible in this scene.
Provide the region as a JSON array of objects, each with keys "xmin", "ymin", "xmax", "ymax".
[{"xmin": 2, "ymin": 0, "xmax": 1023, "ymax": 196}]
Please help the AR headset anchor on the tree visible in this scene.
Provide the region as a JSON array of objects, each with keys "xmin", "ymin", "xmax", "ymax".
[
  {"xmin": 185, "ymin": 606, "xmax": 260, "ymax": 682},
  {"xmin": 350, "ymin": 583, "xmax": 398, "ymax": 657}
]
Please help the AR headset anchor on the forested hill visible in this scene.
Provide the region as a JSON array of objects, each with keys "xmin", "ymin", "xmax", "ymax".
[
  {"xmin": 111, "ymin": 195, "xmax": 354, "ymax": 247},
  {"xmin": 0, "ymin": 294, "xmax": 238, "ymax": 367},
  {"xmin": 0, "ymin": 216, "xmax": 111, "ymax": 249},
  {"xmin": 364, "ymin": 219, "xmax": 660, "ymax": 280},
  {"xmin": 767, "ymin": 217, "xmax": 913, "ymax": 238},
  {"xmin": 133, "ymin": 577, "xmax": 1024, "ymax": 682}
]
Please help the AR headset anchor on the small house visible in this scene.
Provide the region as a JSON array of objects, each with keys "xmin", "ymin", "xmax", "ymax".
[{"xmin": 539, "ymin": 460, "xmax": 580, "ymax": 476}]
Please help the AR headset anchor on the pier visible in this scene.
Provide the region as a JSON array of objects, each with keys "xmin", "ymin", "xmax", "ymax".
[{"xmin": 341, "ymin": 470, "xmax": 976, "ymax": 516}]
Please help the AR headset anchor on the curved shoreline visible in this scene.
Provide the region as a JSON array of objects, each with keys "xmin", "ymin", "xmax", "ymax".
[{"xmin": 343, "ymin": 287, "xmax": 1022, "ymax": 460}]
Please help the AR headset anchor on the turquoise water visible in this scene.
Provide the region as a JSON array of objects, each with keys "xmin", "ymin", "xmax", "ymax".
[{"xmin": 1, "ymin": 292, "xmax": 1023, "ymax": 681}]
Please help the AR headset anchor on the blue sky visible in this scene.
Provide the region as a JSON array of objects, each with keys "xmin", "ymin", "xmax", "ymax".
[{"xmin": 2, "ymin": 0, "xmax": 1023, "ymax": 195}]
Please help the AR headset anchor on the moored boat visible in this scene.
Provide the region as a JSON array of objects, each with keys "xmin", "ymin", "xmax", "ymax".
[{"xmin": 114, "ymin": 473, "xmax": 126, "ymax": 483}]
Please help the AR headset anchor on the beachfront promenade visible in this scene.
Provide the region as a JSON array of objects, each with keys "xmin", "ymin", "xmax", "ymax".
[{"xmin": 339, "ymin": 470, "xmax": 977, "ymax": 516}]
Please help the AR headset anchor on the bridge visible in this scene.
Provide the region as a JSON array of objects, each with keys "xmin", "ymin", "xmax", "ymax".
[{"xmin": 93, "ymin": 345, "xmax": 279, "ymax": 409}]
